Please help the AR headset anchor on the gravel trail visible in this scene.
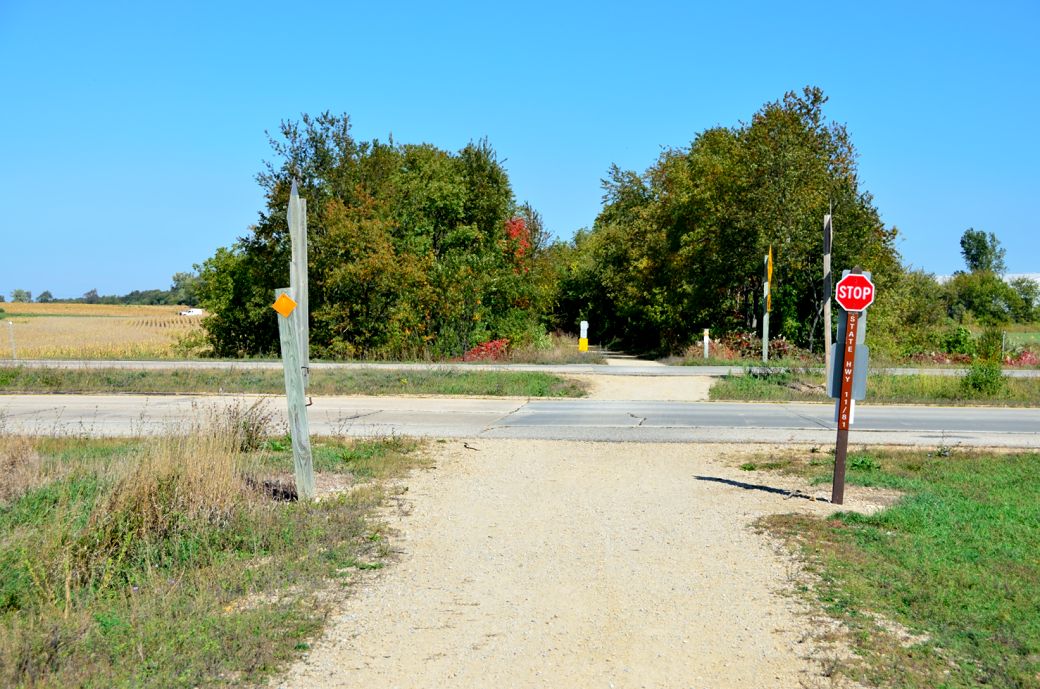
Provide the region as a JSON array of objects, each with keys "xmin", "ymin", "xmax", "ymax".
[{"xmin": 275, "ymin": 440, "xmax": 870, "ymax": 689}]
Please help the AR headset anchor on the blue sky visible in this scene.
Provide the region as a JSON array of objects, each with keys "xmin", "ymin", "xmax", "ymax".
[{"xmin": 1, "ymin": 0, "xmax": 1037, "ymax": 298}]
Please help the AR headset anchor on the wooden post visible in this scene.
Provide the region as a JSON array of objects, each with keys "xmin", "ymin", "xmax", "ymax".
[
  {"xmin": 288, "ymin": 181, "xmax": 309, "ymax": 387},
  {"xmin": 832, "ymin": 310, "xmax": 859, "ymax": 505},
  {"xmin": 823, "ymin": 214, "xmax": 833, "ymax": 374},
  {"xmin": 273, "ymin": 287, "xmax": 315, "ymax": 500},
  {"xmin": 7, "ymin": 321, "xmax": 15, "ymax": 360}
]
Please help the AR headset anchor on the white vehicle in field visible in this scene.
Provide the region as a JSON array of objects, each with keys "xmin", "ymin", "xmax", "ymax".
[{"xmin": 177, "ymin": 308, "xmax": 204, "ymax": 316}]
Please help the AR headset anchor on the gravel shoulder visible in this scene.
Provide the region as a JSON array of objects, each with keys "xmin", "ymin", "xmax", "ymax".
[{"xmin": 275, "ymin": 440, "xmax": 883, "ymax": 689}]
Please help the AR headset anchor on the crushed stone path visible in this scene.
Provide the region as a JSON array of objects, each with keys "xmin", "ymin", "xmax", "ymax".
[
  {"xmin": 569, "ymin": 374, "xmax": 714, "ymax": 401},
  {"xmin": 275, "ymin": 440, "xmax": 878, "ymax": 689}
]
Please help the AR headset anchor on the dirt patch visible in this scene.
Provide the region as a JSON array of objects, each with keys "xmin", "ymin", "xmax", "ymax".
[
  {"xmin": 274, "ymin": 440, "xmax": 872, "ymax": 688},
  {"xmin": 570, "ymin": 374, "xmax": 715, "ymax": 401}
]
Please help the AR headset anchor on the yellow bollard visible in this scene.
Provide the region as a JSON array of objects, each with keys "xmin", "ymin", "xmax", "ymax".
[{"xmin": 579, "ymin": 338, "xmax": 588, "ymax": 352}]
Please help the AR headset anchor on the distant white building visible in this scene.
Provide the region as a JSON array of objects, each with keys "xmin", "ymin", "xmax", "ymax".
[{"xmin": 178, "ymin": 308, "xmax": 204, "ymax": 316}]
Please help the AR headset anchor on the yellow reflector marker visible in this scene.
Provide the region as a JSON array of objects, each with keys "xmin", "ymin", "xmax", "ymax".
[{"xmin": 272, "ymin": 293, "xmax": 297, "ymax": 318}]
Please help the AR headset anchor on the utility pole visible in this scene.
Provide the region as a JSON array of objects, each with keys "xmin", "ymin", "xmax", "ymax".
[
  {"xmin": 823, "ymin": 212, "xmax": 833, "ymax": 373},
  {"xmin": 288, "ymin": 180, "xmax": 309, "ymax": 387}
]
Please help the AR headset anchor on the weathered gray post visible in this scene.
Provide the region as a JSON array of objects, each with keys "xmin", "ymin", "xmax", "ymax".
[
  {"xmin": 272, "ymin": 287, "xmax": 315, "ymax": 500},
  {"xmin": 823, "ymin": 213, "xmax": 833, "ymax": 374},
  {"xmin": 7, "ymin": 321, "xmax": 15, "ymax": 360},
  {"xmin": 288, "ymin": 180, "xmax": 309, "ymax": 387}
]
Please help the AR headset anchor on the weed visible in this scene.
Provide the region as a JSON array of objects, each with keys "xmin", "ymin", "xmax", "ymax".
[
  {"xmin": 0, "ymin": 436, "xmax": 47, "ymax": 505},
  {"xmin": 960, "ymin": 360, "xmax": 1007, "ymax": 397},
  {"xmin": 0, "ymin": 432, "xmax": 423, "ymax": 687},
  {"xmin": 847, "ymin": 454, "xmax": 880, "ymax": 471},
  {"xmin": 208, "ymin": 398, "xmax": 280, "ymax": 452}
]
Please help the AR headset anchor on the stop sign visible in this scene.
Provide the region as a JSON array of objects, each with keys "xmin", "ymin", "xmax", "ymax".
[{"xmin": 835, "ymin": 273, "xmax": 876, "ymax": 311}]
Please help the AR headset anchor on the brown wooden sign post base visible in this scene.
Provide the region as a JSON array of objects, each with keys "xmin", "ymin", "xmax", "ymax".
[{"xmin": 831, "ymin": 310, "xmax": 860, "ymax": 505}]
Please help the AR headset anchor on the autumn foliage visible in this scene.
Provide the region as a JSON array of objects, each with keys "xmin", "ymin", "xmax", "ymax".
[{"xmin": 196, "ymin": 115, "xmax": 553, "ymax": 360}]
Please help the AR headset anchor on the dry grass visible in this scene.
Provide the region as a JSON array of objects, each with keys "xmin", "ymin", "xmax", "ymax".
[
  {"xmin": 79, "ymin": 430, "xmax": 250, "ymax": 589},
  {"xmin": 0, "ymin": 427, "xmax": 423, "ymax": 688},
  {"xmin": 1, "ymin": 304, "xmax": 203, "ymax": 359},
  {"xmin": 0, "ymin": 436, "xmax": 47, "ymax": 505},
  {"xmin": 508, "ymin": 333, "xmax": 607, "ymax": 364}
]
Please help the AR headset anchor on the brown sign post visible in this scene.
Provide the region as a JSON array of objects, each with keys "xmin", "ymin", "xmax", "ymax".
[{"xmin": 831, "ymin": 271, "xmax": 876, "ymax": 504}]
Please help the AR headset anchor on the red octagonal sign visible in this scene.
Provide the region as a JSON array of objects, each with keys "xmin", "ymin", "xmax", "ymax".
[{"xmin": 835, "ymin": 273, "xmax": 876, "ymax": 311}]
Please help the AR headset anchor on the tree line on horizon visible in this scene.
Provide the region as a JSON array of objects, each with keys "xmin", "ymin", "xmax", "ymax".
[
  {"xmin": 4, "ymin": 274, "xmax": 199, "ymax": 308},
  {"xmin": 17, "ymin": 87, "xmax": 1024, "ymax": 360}
]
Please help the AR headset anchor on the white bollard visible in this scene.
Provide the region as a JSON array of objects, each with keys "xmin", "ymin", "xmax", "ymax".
[
  {"xmin": 579, "ymin": 320, "xmax": 589, "ymax": 352},
  {"xmin": 703, "ymin": 328, "xmax": 709, "ymax": 359}
]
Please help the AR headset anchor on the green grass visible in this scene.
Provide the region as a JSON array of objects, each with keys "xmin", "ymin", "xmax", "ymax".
[
  {"xmin": 1006, "ymin": 331, "xmax": 1040, "ymax": 347},
  {"xmin": 751, "ymin": 449, "xmax": 1040, "ymax": 688},
  {"xmin": 679, "ymin": 355, "xmax": 817, "ymax": 368},
  {"xmin": 0, "ymin": 366, "xmax": 587, "ymax": 398},
  {"xmin": 0, "ymin": 432, "xmax": 423, "ymax": 688},
  {"xmin": 709, "ymin": 368, "xmax": 1040, "ymax": 406}
]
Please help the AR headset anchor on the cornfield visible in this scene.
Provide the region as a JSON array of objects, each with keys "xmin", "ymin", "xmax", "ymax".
[{"xmin": 1, "ymin": 304, "xmax": 205, "ymax": 359}]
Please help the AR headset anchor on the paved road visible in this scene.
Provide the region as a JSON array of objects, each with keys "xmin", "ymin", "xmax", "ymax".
[
  {"xmin": 3, "ymin": 394, "xmax": 1037, "ymax": 447},
  {"xmin": 4, "ymin": 358, "xmax": 1039, "ymax": 378}
]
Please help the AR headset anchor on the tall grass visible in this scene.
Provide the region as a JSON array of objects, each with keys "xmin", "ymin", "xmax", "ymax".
[{"xmin": 0, "ymin": 424, "xmax": 421, "ymax": 687}]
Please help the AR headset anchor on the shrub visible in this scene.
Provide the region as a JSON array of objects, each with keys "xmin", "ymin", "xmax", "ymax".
[
  {"xmin": 1006, "ymin": 348, "xmax": 1040, "ymax": 367},
  {"xmin": 976, "ymin": 327, "xmax": 1005, "ymax": 362},
  {"xmin": 960, "ymin": 361, "xmax": 1007, "ymax": 397},
  {"xmin": 463, "ymin": 339, "xmax": 510, "ymax": 362},
  {"xmin": 941, "ymin": 326, "xmax": 976, "ymax": 356}
]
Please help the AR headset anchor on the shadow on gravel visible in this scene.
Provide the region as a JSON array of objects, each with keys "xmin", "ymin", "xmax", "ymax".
[{"xmin": 693, "ymin": 475, "xmax": 830, "ymax": 503}]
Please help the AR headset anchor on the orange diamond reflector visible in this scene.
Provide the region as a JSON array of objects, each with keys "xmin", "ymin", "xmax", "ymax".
[{"xmin": 272, "ymin": 293, "xmax": 297, "ymax": 318}]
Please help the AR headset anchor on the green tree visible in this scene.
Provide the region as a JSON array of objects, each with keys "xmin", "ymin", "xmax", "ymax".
[
  {"xmin": 10, "ymin": 289, "xmax": 31, "ymax": 303},
  {"xmin": 1008, "ymin": 276, "xmax": 1039, "ymax": 322},
  {"xmin": 959, "ymin": 228, "xmax": 1006, "ymax": 274},
  {"xmin": 169, "ymin": 272, "xmax": 199, "ymax": 306},
  {"xmin": 944, "ymin": 271, "xmax": 1016, "ymax": 325},
  {"xmin": 36, "ymin": 290, "xmax": 54, "ymax": 303},
  {"xmin": 198, "ymin": 113, "xmax": 552, "ymax": 359},
  {"xmin": 555, "ymin": 86, "xmax": 901, "ymax": 354}
]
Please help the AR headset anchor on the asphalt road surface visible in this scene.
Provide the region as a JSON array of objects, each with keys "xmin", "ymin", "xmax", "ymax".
[{"xmin": 2, "ymin": 394, "xmax": 1037, "ymax": 447}]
